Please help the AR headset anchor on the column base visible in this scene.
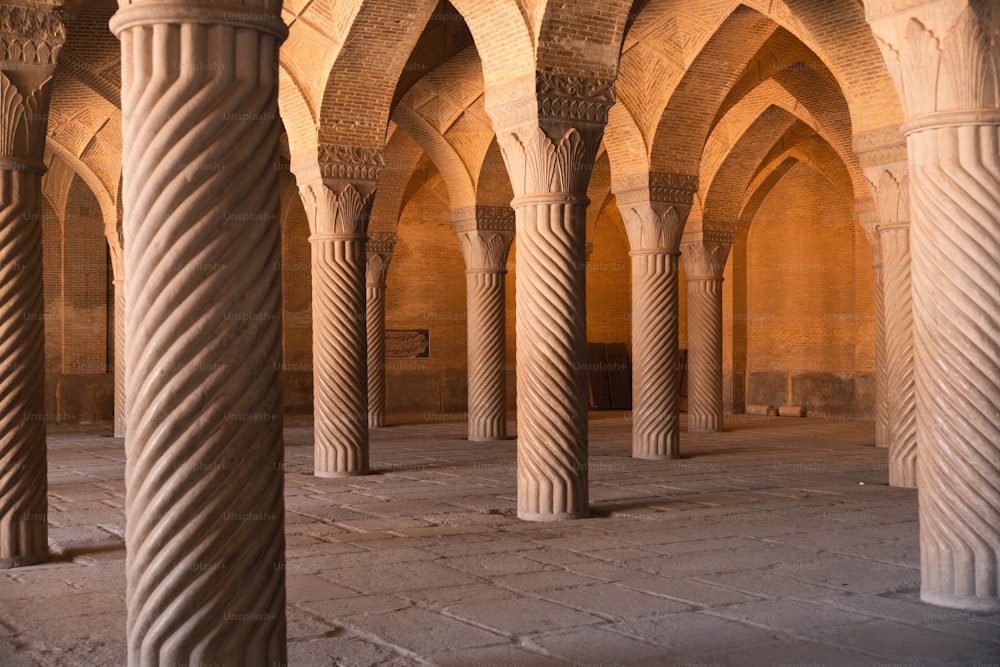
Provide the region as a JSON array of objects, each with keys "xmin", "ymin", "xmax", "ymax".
[
  {"xmin": 518, "ymin": 510, "xmax": 590, "ymax": 522},
  {"xmin": 0, "ymin": 550, "xmax": 48, "ymax": 569},
  {"xmin": 469, "ymin": 435, "xmax": 505, "ymax": 443},
  {"xmin": 921, "ymin": 590, "xmax": 1000, "ymax": 612},
  {"xmin": 314, "ymin": 470, "xmax": 369, "ymax": 479},
  {"xmin": 633, "ymin": 453, "xmax": 680, "ymax": 461}
]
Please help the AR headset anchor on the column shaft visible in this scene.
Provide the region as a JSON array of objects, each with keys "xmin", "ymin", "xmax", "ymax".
[
  {"xmin": 114, "ymin": 9, "xmax": 287, "ymax": 662},
  {"xmin": 873, "ymin": 262, "xmax": 889, "ymax": 448},
  {"xmin": 113, "ymin": 278, "xmax": 126, "ymax": 438},
  {"xmin": 367, "ymin": 283, "xmax": 387, "ymax": 428},
  {"xmin": 686, "ymin": 278, "xmax": 724, "ymax": 432},
  {"xmin": 311, "ymin": 235, "xmax": 368, "ymax": 475},
  {"xmin": 880, "ymin": 226, "xmax": 916, "ymax": 487},
  {"xmin": 467, "ymin": 270, "xmax": 507, "ymax": 441},
  {"xmin": 514, "ymin": 198, "xmax": 589, "ymax": 520},
  {"xmin": 909, "ymin": 121, "xmax": 1000, "ymax": 610},
  {"xmin": 630, "ymin": 251, "xmax": 680, "ymax": 458},
  {"xmin": 0, "ymin": 168, "xmax": 47, "ymax": 568}
]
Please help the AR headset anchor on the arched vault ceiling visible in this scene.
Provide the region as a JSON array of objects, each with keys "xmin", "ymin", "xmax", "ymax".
[
  {"xmin": 606, "ymin": 0, "xmax": 902, "ymax": 180},
  {"xmin": 741, "ymin": 136, "xmax": 854, "ymax": 225},
  {"xmin": 700, "ymin": 76, "xmax": 863, "ymax": 200},
  {"xmin": 702, "ymin": 114, "xmax": 820, "ymax": 231},
  {"xmin": 368, "ymin": 127, "xmax": 429, "ymax": 235}
]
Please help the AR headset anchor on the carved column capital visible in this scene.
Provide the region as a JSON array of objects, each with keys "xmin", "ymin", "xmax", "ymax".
[
  {"xmin": 865, "ymin": 1, "xmax": 1000, "ymax": 121},
  {"xmin": 855, "ymin": 125, "xmax": 911, "ymax": 231},
  {"xmin": 299, "ymin": 182, "xmax": 376, "ymax": 238},
  {"xmin": 110, "ymin": 1, "xmax": 286, "ymax": 39},
  {"xmin": 0, "ymin": 4, "xmax": 65, "ymax": 67},
  {"xmin": 680, "ymin": 231, "xmax": 735, "ymax": 280},
  {"xmin": 615, "ymin": 172, "xmax": 698, "ymax": 253},
  {"xmin": 489, "ymin": 72, "xmax": 613, "ymax": 200},
  {"xmin": 0, "ymin": 4, "xmax": 64, "ymax": 171},
  {"xmin": 365, "ymin": 232, "xmax": 396, "ymax": 288},
  {"xmin": 453, "ymin": 206, "xmax": 515, "ymax": 273}
]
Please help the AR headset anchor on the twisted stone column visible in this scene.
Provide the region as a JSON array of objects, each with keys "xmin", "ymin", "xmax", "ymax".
[
  {"xmin": 856, "ymin": 129, "xmax": 916, "ymax": 486},
  {"xmin": 681, "ymin": 234, "xmax": 733, "ymax": 433},
  {"xmin": 455, "ymin": 207, "xmax": 514, "ymax": 442},
  {"xmin": 615, "ymin": 173, "xmax": 694, "ymax": 458},
  {"xmin": 491, "ymin": 75, "xmax": 612, "ymax": 520},
  {"xmin": 366, "ymin": 232, "xmax": 395, "ymax": 428},
  {"xmin": 880, "ymin": 223, "xmax": 916, "ymax": 487},
  {"xmin": 868, "ymin": 1, "xmax": 1000, "ymax": 610},
  {"xmin": 111, "ymin": 2, "xmax": 287, "ymax": 661},
  {"xmin": 0, "ymin": 4, "xmax": 63, "ymax": 569},
  {"xmin": 298, "ymin": 147, "xmax": 382, "ymax": 477},
  {"xmin": 872, "ymin": 254, "xmax": 888, "ymax": 448},
  {"xmin": 113, "ymin": 278, "xmax": 125, "ymax": 438}
]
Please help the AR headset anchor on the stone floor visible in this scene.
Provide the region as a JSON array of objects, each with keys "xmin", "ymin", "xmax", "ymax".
[{"xmin": 1, "ymin": 413, "xmax": 999, "ymax": 666}]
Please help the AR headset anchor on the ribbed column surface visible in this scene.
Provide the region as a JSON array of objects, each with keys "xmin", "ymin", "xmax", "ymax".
[
  {"xmin": 114, "ymin": 279, "xmax": 126, "ymax": 438},
  {"xmin": 366, "ymin": 284, "xmax": 386, "ymax": 428},
  {"xmin": 630, "ymin": 251, "xmax": 680, "ymax": 458},
  {"xmin": 118, "ymin": 16, "xmax": 287, "ymax": 664},
  {"xmin": 873, "ymin": 265, "xmax": 889, "ymax": 448},
  {"xmin": 0, "ymin": 169, "xmax": 47, "ymax": 569},
  {"xmin": 467, "ymin": 270, "xmax": 507, "ymax": 441},
  {"xmin": 910, "ymin": 122, "xmax": 1000, "ymax": 611},
  {"xmin": 881, "ymin": 227, "xmax": 916, "ymax": 488},
  {"xmin": 514, "ymin": 200, "xmax": 589, "ymax": 520},
  {"xmin": 311, "ymin": 236, "xmax": 368, "ymax": 475},
  {"xmin": 686, "ymin": 278, "xmax": 724, "ymax": 432}
]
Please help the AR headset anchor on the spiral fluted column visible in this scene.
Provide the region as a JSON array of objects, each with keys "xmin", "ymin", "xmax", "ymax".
[
  {"xmin": 867, "ymin": 1, "xmax": 1000, "ymax": 610},
  {"xmin": 909, "ymin": 119, "xmax": 1000, "ymax": 610},
  {"xmin": 616, "ymin": 174, "xmax": 693, "ymax": 459},
  {"xmin": 630, "ymin": 251, "xmax": 680, "ymax": 456},
  {"xmin": 0, "ymin": 3, "xmax": 63, "ymax": 569},
  {"xmin": 511, "ymin": 191, "xmax": 589, "ymax": 519},
  {"xmin": 455, "ymin": 207, "xmax": 515, "ymax": 442},
  {"xmin": 872, "ymin": 259, "xmax": 888, "ymax": 447},
  {"xmin": 0, "ymin": 168, "xmax": 47, "ymax": 569},
  {"xmin": 112, "ymin": 3, "xmax": 287, "ymax": 662},
  {"xmin": 491, "ymin": 77, "xmax": 613, "ymax": 520},
  {"xmin": 681, "ymin": 235, "xmax": 732, "ymax": 433},
  {"xmin": 113, "ymin": 278, "xmax": 126, "ymax": 438},
  {"xmin": 880, "ymin": 223, "xmax": 916, "ymax": 488},
  {"xmin": 311, "ymin": 233, "xmax": 368, "ymax": 474},
  {"xmin": 297, "ymin": 149, "xmax": 382, "ymax": 477},
  {"xmin": 366, "ymin": 233, "xmax": 395, "ymax": 429}
]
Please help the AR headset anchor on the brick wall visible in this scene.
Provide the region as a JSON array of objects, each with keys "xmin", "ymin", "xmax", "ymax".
[{"xmin": 737, "ymin": 163, "xmax": 874, "ymax": 417}]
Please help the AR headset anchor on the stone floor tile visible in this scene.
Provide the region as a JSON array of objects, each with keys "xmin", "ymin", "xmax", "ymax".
[
  {"xmin": 536, "ymin": 582, "xmax": 694, "ymax": 619},
  {"xmin": 337, "ymin": 607, "xmax": 506, "ymax": 655},
  {"xmin": 617, "ymin": 575, "xmax": 762, "ymax": 608},
  {"xmin": 810, "ymin": 619, "xmax": 1000, "ymax": 663},
  {"xmin": 321, "ymin": 561, "xmax": 480, "ymax": 594},
  {"xmin": 525, "ymin": 626, "xmax": 668, "ymax": 665},
  {"xmin": 427, "ymin": 642, "xmax": 568, "ymax": 667},
  {"xmin": 607, "ymin": 611, "xmax": 782, "ymax": 653},
  {"xmin": 444, "ymin": 596, "xmax": 604, "ymax": 636}
]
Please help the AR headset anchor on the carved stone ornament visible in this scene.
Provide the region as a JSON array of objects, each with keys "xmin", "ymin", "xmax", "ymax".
[{"xmin": 0, "ymin": 5, "xmax": 65, "ymax": 66}]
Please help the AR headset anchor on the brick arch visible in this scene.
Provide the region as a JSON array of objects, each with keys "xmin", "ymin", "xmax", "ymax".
[
  {"xmin": 585, "ymin": 149, "xmax": 613, "ymax": 242},
  {"xmin": 476, "ymin": 138, "xmax": 514, "ymax": 208},
  {"xmin": 703, "ymin": 114, "xmax": 820, "ymax": 231},
  {"xmin": 741, "ymin": 138, "xmax": 855, "ymax": 229},
  {"xmin": 45, "ymin": 139, "xmax": 121, "ymax": 277},
  {"xmin": 648, "ymin": 6, "xmax": 784, "ymax": 176},
  {"xmin": 307, "ymin": 0, "xmax": 533, "ymax": 150},
  {"xmin": 609, "ymin": 0, "xmax": 901, "ymax": 182},
  {"xmin": 368, "ymin": 125, "xmax": 429, "ymax": 236},
  {"xmin": 534, "ymin": 0, "xmax": 635, "ymax": 79},
  {"xmin": 393, "ymin": 103, "xmax": 477, "ymax": 210},
  {"xmin": 700, "ymin": 77, "xmax": 863, "ymax": 204}
]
